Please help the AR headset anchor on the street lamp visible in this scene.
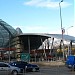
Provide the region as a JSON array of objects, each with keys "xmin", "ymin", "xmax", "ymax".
[
  {"xmin": 66, "ymin": 26, "xmax": 73, "ymax": 35},
  {"xmin": 59, "ymin": 0, "xmax": 63, "ymax": 29},
  {"xmin": 59, "ymin": 0, "xmax": 65, "ymax": 60},
  {"xmin": 66, "ymin": 26, "xmax": 73, "ymax": 56}
]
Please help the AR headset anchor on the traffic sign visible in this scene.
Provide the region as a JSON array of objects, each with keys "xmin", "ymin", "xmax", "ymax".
[{"xmin": 21, "ymin": 53, "xmax": 30, "ymax": 62}]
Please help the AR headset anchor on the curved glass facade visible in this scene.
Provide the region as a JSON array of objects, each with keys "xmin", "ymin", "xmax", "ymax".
[{"xmin": 0, "ymin": 19, "xmax": 17, "ymax": 47}]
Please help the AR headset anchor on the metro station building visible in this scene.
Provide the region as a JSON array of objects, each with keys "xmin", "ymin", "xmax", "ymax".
[{"xmin": 0, "ymin": 19, "xmax": 75, "ymax": 61}]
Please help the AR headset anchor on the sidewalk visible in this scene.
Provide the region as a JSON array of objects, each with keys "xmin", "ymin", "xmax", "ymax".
[{"xmin": 30, "ymin": 60, "xmax": 65, "ymax": 66}]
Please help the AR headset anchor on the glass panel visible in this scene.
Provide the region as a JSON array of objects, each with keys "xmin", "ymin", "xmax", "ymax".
[{"xmin": 0, "ymin": 19, "xmax": 17, "ymax": 47}]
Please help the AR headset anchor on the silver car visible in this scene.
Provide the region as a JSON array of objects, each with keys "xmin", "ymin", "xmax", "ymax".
[{"xmin": 0, "ymin": 62, "xmax": 21, "ymax": 75}]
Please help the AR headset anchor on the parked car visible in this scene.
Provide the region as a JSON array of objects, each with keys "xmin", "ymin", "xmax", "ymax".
[
  {"xmin": 0, "ymin": 62, "xmax": 21, "ymax": 75},
  {"xmin": 9, "ymin": 61, "xmax": 40, "ymax": 72},
  {"xmin": 66, "ymin": 55, "xmax": 75, "ymax": 70}
]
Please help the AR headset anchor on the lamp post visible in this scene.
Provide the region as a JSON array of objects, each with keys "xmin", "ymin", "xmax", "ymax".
[
  {"xmin": 66, "ymin": 26, "xmax": 73, "ymax": 35},
  {"xmin": 66, "ymin": 26, "xmax": 73, "ymax": 56},
  {"xmin": 59, "ymin": 0, "xmax": 64, "ymax": 60},
  {"xmin": 59, "ymin": 0, "xmax": 63, "ymax": 29}
]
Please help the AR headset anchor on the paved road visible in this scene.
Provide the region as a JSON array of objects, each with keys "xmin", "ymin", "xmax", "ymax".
[{"xmin": 23, "ymin": 66, "xmax": 75, "ymax": 75}]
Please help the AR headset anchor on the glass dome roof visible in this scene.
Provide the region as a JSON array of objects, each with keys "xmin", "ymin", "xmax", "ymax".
[{"xmin": 0, "ymin": 19, "xmax": 17, "ymax": 47}]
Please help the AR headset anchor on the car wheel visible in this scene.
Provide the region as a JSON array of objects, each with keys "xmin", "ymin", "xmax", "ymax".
[
  {"xmin": 32, "ymin": 68, "xmax": 36, "ymax": 72},
  {"xmin": 12, "ymin": 70, "xmax": 18, "ymax": 75}
]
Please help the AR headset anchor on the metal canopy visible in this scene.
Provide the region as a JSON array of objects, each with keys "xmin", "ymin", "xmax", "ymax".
[
  {"xmin": 18, "ymin": 33, "xmax": 49, "ymax": 50},
  {"xmin": 46, "ymin": 34, "xmax": 75, "ymax": 43},
  {"xmin": 18, "ymin": 33, "xmax": 75, "ymax": 50}
]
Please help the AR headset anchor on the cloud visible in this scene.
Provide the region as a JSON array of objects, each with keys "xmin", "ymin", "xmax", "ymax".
[
  {"xmin": 13, "ymin": 25, "xmax": 25, "ymax": 29},
  {"xmin": 25, "ymin": 26, "xmax": 50, "ymax": 33},
  {"xmin": 13, "ymin": 25, "xmax": 50, "ymax": 33},
  {"xmin": 13, "ymin": 25, "xmax": 75, "ymax": 37},
  {"xmin": 24, "ymin": 0, "xmax": 71, "ymax": 9},
  {"xmin": 15, "ymin": 26, "xmax": 61, "ymax": 35},
  {"xmin": 25, "ymin": 26, "xmax": 48, "ymax": 30},
  {"xmin": 13, "ymin": 25, "xmax": 46, "ymax": 30}
]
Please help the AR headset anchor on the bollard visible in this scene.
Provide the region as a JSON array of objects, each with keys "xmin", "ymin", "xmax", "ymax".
[
  {"xmin": 23, "ymin": 68, "xmax": 25, "ymax": 75},
  {"xmin": 72, "ymin": 65, "xmax": 74, "ymax": 71},
  {"xmin": 20, "ymin": 68, "xmax": 24, "ymax": 75},
  {"xmin": 24, "ymin": 66, "xmax": 27, "ymax": 75}
]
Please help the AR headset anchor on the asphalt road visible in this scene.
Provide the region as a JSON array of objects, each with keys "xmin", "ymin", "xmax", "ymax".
[{"xmin": 23, "ymin": 66, "xmax": 75, "ymax": 75}]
